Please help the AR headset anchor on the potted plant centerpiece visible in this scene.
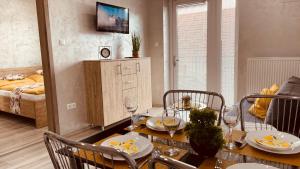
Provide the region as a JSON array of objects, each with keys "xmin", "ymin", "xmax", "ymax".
[
  {"xmin": 131, "ymin": 33, "xmax": 141, "ymax": 58},
  {"xmin": 185, "ymin": 108, "xmax": 225, "ymax": 157}
]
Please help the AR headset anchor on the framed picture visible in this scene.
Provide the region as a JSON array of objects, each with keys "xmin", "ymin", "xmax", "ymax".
[{"xmin": 96, "ymin": 2, "xmax": 129, "ymax": 34}]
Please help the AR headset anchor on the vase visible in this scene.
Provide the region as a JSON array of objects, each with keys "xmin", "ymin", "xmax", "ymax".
[
  {"xmin": 132, "ymin": 51, "xmax": 139, "ymax": 58},
  {"xmin": 189, "ymin": 137, "xmax": 219, "ymax": 158}
]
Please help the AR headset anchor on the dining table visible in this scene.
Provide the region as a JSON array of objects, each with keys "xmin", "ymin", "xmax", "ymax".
[{"xmin": 74, "ymin": 116, "xmax": 300, "ymax": 169}]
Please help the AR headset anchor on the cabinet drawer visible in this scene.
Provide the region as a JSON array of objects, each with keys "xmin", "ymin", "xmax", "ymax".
[
  {"xmin": 122, "ymin": 75, "xmax": 137, "ymax": 90},
  {"xmin": 121, "ymin": 61, "xmax": 137, "ymax": 75}
]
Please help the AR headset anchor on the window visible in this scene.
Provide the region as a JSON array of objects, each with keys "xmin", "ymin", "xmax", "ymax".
[
  {"xmin": 175, "ymin": 2, "xmax": 208, "ymax": 90},
  {"xmin": 221, "ymin": 0, "xmax": 236, "ymax": 105}
]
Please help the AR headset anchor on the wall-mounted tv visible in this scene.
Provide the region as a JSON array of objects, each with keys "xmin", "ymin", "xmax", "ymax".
[{"xmin": 96, "ymin": 2, "xmax": 129, "ymax": 34}]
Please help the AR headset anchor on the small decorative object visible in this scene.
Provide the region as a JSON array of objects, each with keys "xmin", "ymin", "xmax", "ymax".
[
  {"xmin": 185, "ymin": 108, "xmax": 225, "ymax": 157},
  {"xmin": 99, "ymin": 46, "xmax": 112, "ymax": 60},
  {"xmin": 182, "ymin": 95, "xmax": 191, "ymax": 110},
  {"xmin": 131, "ymin": 33, "xmax": 141, "ymax": 58}
]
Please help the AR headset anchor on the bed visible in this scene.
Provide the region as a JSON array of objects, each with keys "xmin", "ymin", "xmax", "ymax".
[{"xmin": 0, "ymin": 66, "xmax": 47, "ymax": 128}]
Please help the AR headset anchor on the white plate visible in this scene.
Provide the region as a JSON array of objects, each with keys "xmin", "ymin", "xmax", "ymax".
[
  {"xmin": 234, "ymin": 122, "xmax": 277, "ymax": 131},
  {"xmin": 146, "ymin": 117, "xmax": 186, "ymax": 132},
  {"xmin": 103, "ymin": 142, "xmax": 154, "ymax": 161},
  {"xmin": 101, "ymin": 134, "xmax": 153, "ymax": 160},
  {"xmin": 245, "ymin": 130, "xmax": 300, "ymax": 154},
  {"xmin": 227, "ymin": 163, "xmax": 278, "ymax": 169},
  {"xmin": 173, "ymin": 102, "xmax": 206, "ymax": 110}
]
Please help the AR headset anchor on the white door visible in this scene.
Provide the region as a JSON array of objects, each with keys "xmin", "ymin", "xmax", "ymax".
[
  {"xmin": 173, "ymin": 0, "xmax": 208, "ymax": 90},
  {"xmin": 172, "ymin": 0, "xmax": 237, "ymax": 105}
]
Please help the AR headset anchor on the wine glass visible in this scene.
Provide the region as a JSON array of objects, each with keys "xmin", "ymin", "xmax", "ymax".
[
  {"xmin": 222, "ymin": 105, "xmax": 240, "ymax": 150},
  {"xmin": 124, "ymin": 96, "xmax": 138, "ymax": 131},
  {"xmin": 162, "ymin": 109, "xmax": 181, "ymax": 157}
]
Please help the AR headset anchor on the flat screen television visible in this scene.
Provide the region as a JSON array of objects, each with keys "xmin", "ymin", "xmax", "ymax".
[{"xmin": 96, "ymin": 2, "xmax": 129, "ymax": 34}]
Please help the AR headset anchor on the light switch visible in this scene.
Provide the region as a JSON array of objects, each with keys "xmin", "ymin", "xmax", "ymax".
[{"xmin": 59, "ymin": 39, "xmax": 66, "ymax": 46}]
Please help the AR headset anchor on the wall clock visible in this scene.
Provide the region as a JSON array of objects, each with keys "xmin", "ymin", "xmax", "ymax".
[{"xmin": 99, "ymin": 46, "xmax": 112, "ymax": 59}]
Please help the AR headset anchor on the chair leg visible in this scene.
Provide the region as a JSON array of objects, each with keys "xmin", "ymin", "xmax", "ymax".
[{"xmin": 70, "ymin": 158, "xmax": 84, "ymax": 169}]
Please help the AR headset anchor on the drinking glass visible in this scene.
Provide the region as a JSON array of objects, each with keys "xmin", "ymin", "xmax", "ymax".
[
  {"xmin": 222, "ymin": 105, "xmax": 240, "ymax": 150},
  {"xmin": 124, "ymin": 96, "xmax": 138, "ymax": 131},
  {"xmin": 162, "ymin": 109, "xmax": 181, "ymax": 157}
]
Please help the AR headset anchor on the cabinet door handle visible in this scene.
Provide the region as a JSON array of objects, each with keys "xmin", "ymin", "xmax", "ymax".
[
  {"xmin": 136, "ymin": 63, "xmax": 140, "ymax": 72},
  {"xmin": 117, "ymin": 65, "xmax": 122, "ymax": 74},
  {"xmin": 125, "ymin": 80, "xmax": 133, "ymax": 84}
]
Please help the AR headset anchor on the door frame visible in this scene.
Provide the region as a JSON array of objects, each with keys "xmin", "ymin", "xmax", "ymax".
[
  {"xmin": 36, "ymin": 0, "xmax": 60, "ymax": 133},
  {"xmin": 169, "ymin": 0, "xmax": 222, "ymax": 92}
]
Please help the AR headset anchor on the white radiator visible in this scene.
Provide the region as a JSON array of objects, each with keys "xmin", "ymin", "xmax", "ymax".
[{"xmin": 246, "ymin": 57, "xmax": 300, "ymax": 94}]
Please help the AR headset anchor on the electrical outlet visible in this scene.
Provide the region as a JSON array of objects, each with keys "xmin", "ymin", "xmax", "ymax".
[{"xmin": 67, "ymin": 102, "xmax": 77, "ymax": 110}]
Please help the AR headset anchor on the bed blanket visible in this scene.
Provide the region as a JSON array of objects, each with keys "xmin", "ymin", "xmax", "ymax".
[{"xmin": 10, "ymin": 83, "xmax": 44, "ymax": 114}]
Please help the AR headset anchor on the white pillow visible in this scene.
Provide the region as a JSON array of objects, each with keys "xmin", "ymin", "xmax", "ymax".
[
  {"xmin": 36, "ymin": 69, "xmax": 43, "ymax": 75},
  {"xmin": 5, "ymin": 74, "xmax": 25, "ymax": 81}
]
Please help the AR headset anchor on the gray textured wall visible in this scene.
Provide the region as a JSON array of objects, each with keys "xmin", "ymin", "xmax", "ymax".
[
  {"xmin": 0, "ymin": 0, "xmax": 41, "ymax": 69},
  {"xmin": 48, "ymin": 0, "xmax": 150, "ymax": 134}
]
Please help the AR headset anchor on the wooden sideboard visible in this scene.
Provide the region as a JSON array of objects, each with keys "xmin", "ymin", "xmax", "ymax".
[{"xmin": 84, "ymin": 58, "xmax": 152, "ymax": 127}]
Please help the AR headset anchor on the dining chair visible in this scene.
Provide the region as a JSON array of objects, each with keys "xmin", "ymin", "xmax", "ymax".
[
  {"xmin": 163, "ymin": 90, "xmax": 225, "ymax": 125},
  {"xmin": 148, "ymin": 150, "xmax": 197, "ymax": 169},
  {"xmin": 44, "ymin": 132, "xmax": 137, "ymax": 169},
  {"xmin": 240, "ymin": 94, "xmax": 300, "ymax": 137}
]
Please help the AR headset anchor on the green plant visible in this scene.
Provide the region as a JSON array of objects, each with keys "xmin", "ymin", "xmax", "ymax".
[
  {"xmin": 185, "ymin": 108, "xmax": 225, "ymax": 156},
  {"xmin": 131, "ymin": 33, "xmax": 141, "ymax": 52}
]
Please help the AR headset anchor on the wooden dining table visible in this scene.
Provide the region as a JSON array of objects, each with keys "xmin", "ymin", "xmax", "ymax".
[{"xmin": 75, "ymin": 116, "xmax": 300, "ymax": 169}]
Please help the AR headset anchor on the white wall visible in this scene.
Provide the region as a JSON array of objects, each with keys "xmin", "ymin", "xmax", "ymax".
[
  {"xmin": 237, "ymin": 0, "xmax": 300, "ymax": 99},
  {"xmin": 163, "ymin": 0, "xmax": 170, "ymax": 94},
  {"xmin": 147, "ymin": 0, "xmax": 165, "ymax": 106},
  {"xmin": 0, "ymin": 0, "xmax": 41, "ymax": 69},
  {"xmin": 48, "ymin": 0, "xmax": 150, "ymax": 134}
]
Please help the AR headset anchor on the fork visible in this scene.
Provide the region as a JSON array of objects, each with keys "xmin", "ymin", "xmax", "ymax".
[
  {"xmin": 137, "ymin": 158, "xmax": 149, "ymax": 168},
  {"xmin": 234, "ymin": 134, "xmax": 247, "ymax": 149},
  {"xmin": 137, "ymin": 147, "xmax": 161, "ymax": 168},
  {"xmin": 214, "ymin": 159, "xmax": 223, "ymax": 169}
]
